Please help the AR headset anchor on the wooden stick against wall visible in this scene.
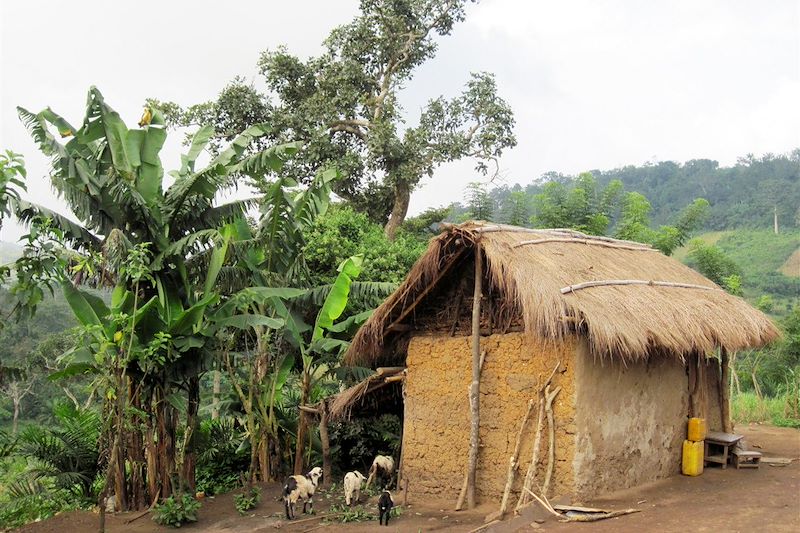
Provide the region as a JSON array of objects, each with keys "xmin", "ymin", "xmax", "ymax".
[
  {"xmin": 499, "ymin": 399, "xmax": 535, "ymax": 518},
  {"xmin": 541, "ymin": 385, "xmax": 562, "ymax": 497},
  {"xmin": 516, "ymin": 362, "xmax": 560, "ymax": 512},
  {"xmin": 466, "ymin": 243, "xmax": 483, "ymax": 509},
  {"xmin": 720, "ymin": 349, "xmax": 732, "ymax": 433}
]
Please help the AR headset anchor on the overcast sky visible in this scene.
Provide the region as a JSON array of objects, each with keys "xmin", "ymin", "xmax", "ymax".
[{"xmin": 2, "ymin": 0, "xmax": 798, "ymax": 242}]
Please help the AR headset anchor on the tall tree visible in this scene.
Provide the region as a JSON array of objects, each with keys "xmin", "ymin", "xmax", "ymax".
[{"xmin": 159, "ymin": 0, "xmax": 516, "ymax": 239}]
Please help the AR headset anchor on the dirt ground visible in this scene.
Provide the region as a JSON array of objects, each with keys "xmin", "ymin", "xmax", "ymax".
[{"xmin": 12, "ymin": 423, "xmax": 800, "ymax": 533}]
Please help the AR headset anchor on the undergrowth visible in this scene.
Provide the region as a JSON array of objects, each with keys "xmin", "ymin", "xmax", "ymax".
[{"xmin": 732, "ymin": 392, "xmax": 800, "ymax": 428}]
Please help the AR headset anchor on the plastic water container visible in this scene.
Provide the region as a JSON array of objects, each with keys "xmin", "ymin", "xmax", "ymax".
[
  {"xmin": 682, "ymin": 439, "xmax": 704, "ymax": 476},
  {"xmin": 687, "ymin": 417, "xmax": 707, "ymax": 442}
]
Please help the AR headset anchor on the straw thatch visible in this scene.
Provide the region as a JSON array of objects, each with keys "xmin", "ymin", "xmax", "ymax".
[
  {"xmin": 344, "ymin": 222, "xmax": 779, "ymax": 367},
  {"xmin": 325, "ymin": 367, "xmax": 405, "ymax": 421}
]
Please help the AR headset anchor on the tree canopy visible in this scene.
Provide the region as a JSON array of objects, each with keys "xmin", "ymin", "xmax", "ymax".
[{"xmin": 156, "ymin": 0, "xmax": 516, "ymax": 239}]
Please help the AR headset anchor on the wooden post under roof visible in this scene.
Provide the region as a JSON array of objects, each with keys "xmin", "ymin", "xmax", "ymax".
[
  {"xmin": 720, "ymin": 349, "xmax": 732, "ymax": 433},
  {"xmin": 466, "ymin": 243, "xmax": 483, "ymax": 509}
]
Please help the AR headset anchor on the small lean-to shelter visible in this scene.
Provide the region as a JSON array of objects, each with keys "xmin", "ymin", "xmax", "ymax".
[{"xmin": 341, "ymin": 222, "xmax": 778, "ymax": 503}]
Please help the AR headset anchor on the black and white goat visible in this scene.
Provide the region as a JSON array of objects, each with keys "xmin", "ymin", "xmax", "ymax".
[
  {"xmin": 343, "ymin": 470, "xmax": 366, "ymax": 506},
  {"xmin": 283, "ymin": 466, "xmax": 323, "ymax": 520},
  {"xmin": 366, "ymin": 455, "xmax": 395, "ymax": 490},
  {"xmin": 378, "ymin": 490, "xmax": 394, "ymax": 526}
]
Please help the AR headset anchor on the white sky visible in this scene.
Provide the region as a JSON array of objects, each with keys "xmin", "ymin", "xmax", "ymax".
[{"xmin": 2, "ymin": 0, "xmax": 799, "ymax": 242}]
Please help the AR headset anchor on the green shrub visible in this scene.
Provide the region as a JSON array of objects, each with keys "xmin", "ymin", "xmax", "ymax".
[
  {"xmin": 0, "ymin": 480, "xmax": 81, "ymax": 530},
  {"xmin": 233, "ymin": 486, "xmax": 261, "ymax": 514},
  {"xmin": 194, "ymin": 417, "xmax": 248, "ymax": 495},
  {"xmin": 152, "ymin": 493, "xmax": 201, "ymax": 528}
]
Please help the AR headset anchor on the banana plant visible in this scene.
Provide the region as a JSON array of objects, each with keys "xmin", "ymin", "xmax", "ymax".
[
  {"xmin": 280, "ymin": 255, "xmax": 371, "ymax": 475},
  {"xmin": 10, "ymin": 87, "xmax": 301, "ymax": 508}
]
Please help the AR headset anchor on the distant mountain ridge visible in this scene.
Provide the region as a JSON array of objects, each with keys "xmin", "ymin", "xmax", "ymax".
[{"xmin": 478, "ymin": 150, "xmax": 799, "ymax": 232}]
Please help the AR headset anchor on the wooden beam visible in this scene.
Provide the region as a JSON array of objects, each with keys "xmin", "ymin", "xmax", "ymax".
[
  {"xmin": 514, "ymin": 237, "xmax": 656, "ymax": 252},
  {"xmin": 561, "ymin": 279, "xmax": 721, "ymax": 294},
  {"xmin": 375, "ymin": 366, "xmax": 406, "ymax": 376}
]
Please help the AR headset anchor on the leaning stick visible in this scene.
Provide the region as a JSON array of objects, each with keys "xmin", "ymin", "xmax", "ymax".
[
  {"xmin": 560, "ymin": 508, "xmax": 641, "ymax": 522},
  {"xmin": 524, "ymin": 487, "xmax": 561, "ymax": 518},
  {"xmin": 515, "ymin": 362, "xmax": 560, "ymax": 512},
  {"xmin": 466, "ymin": 520, "xmax": 501, "ymax": 533},
  {"xmin": 541, "ymin": 385, "xmax": 562, "ymax": 498},
  {"xmin": 284, "ymin": 512, "xmax": 337, "ymax": 526},
  {"xmin": 124, "ymin": 489, "xmax": 160, "ymax": 524},
  {"xmin": 499, "ymin": 399, "xmax": 535, "ymax": 518}
]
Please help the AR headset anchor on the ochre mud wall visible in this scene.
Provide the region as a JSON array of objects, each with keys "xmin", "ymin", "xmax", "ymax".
[
  {"xmin": 572, "ymin": 340, "xmax": 689, "ymax": 498},
  {"xmin": 402, "ymin": 332, "xmax": 577, "ymax": 502}
]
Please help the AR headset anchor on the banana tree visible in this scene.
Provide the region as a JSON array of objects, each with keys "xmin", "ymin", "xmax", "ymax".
[
  {"xmin": 281, "ymin": 255, "xmax": 370, "ymax": 475},
  {"xmin": 10, "ymin": 87, "xmax": 300, "ymax": 509}
]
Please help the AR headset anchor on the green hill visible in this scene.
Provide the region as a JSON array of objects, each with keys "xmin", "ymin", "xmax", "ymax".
[{"xmin": 677, "ymin": 229, "xmax": 800, "ymax": 315}]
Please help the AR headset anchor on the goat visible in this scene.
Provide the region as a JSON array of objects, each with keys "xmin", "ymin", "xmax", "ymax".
[
  {"xmin": 343, "ymin": 470, "xmax": 366, "ymax": 506},
  {"xmin": 283, "ymin": 466, "xmax": 323, "ymax": 520},
  {"xmin": 378, "ymin": 490, "xmax": 394, "ymax": 526},
  {"xmin": 366, "ymin": 455, "xmax": 395, "ymax": 490}
]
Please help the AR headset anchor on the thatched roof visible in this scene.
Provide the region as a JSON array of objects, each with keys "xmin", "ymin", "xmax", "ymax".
[
  {"xmin": 344, "ymin": 222, "xmax": 779, "ymax": 367},
  {"xmin": 324, "ymin": 367, "xmax": 405, "ymax": 421}
]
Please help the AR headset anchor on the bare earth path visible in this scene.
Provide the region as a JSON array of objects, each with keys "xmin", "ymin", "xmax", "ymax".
[{"xmin": 12, "ymin": 424, "xmax": 800, "ymax": 533}]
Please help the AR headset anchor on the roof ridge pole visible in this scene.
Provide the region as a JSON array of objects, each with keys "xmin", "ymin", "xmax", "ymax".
[{"xmin": 467, "ymin": 242, "xmax": 483, "ymax": 509}]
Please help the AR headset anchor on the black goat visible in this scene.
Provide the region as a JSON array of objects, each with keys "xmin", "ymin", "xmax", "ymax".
[{"xmin": 378, "ymin": 490, "xmax": 394, "ymax": 526}]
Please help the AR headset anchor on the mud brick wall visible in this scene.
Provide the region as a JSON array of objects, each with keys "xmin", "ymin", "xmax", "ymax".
[
  {"xmin": 572, "ymin": 339, "xmax": 690, "ymax": 499},
  {"xmin": 402, "ymin": 332, "xmax": 577, "ymax": 502}
]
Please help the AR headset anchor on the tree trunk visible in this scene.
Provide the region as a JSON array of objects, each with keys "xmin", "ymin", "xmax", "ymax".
[
  {"xmin": 774, "ymin": 205, "xmax": 779, "ymax": 235},
  {"xmin": 466, "ymin": 244, "xmax": 483, "ymax": 509},
  {"xmin": 720, "ymin": 350, "xmax": 732, "ymax": 433},
  {"xmin": 320, "ymin": 405, "xmax": 332, "ymax": 489},
  {"xmin": 212, "ymin": 370, "xmax": 221, "ymax": 420},
  {"xmin": 183, "ymin": 375, "xmax": 200, "ymax": 492},
  {"xmin": 258, "ymin": 430, "xmax": 272, "ymax": 481},
  {"xmin": 12, "ymin": 397, "xmax": 19, "ymax": 435},
  {"xmin": 384, "ymin": 180, "xmax": 411, "ymax": 241},
  {"xmin": 293, "ymin": 371, "xmax": 311, "ymax": 475}
]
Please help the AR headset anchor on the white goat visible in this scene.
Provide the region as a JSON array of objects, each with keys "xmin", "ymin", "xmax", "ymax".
[
  {"xmin": 366, "ymin": 455, "xmax": 395, "ymax": 489},
  {"xmin": 283, "ymin": 466, "xmax": 323, "ymax": 519},
  {"xmin": 343, "ymin": 470, "xmax": 367, "ymax": 506}
]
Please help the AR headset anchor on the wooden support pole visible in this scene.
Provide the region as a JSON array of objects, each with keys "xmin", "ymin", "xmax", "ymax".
[
  {"xmin": 499, "ymin": 399, "xmax": 535, "ymax": 519},
  {"xmin": 319, "ymin": 403, "xmax": 332, "ymax": 489},
  {"xmin": 466, "ymin": 244, "xmax": 483, "ymax": 510},
  {"xmin": 720, "ymin": 349, "xmax": 732, "ymax": 433}
]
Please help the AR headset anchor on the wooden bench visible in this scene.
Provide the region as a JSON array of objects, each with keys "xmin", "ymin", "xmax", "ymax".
[
  {"xmin": 731, "ymin": 449, "xmax": 762, "ymax": 469},
  {"xmin": 704, "ymin": 431, "xmax": 744, "ymax": 469}
]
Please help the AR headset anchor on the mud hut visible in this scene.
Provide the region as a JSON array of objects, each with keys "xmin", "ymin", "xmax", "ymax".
[{"xmin": 341, "ymin": 222, "xmax": 779, "ymax": 504}]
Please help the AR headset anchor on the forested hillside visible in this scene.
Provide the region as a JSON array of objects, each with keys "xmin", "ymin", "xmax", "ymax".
[{"xmin": 450, "ymin": 150, "xmax": 800, "ymax": 232}]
